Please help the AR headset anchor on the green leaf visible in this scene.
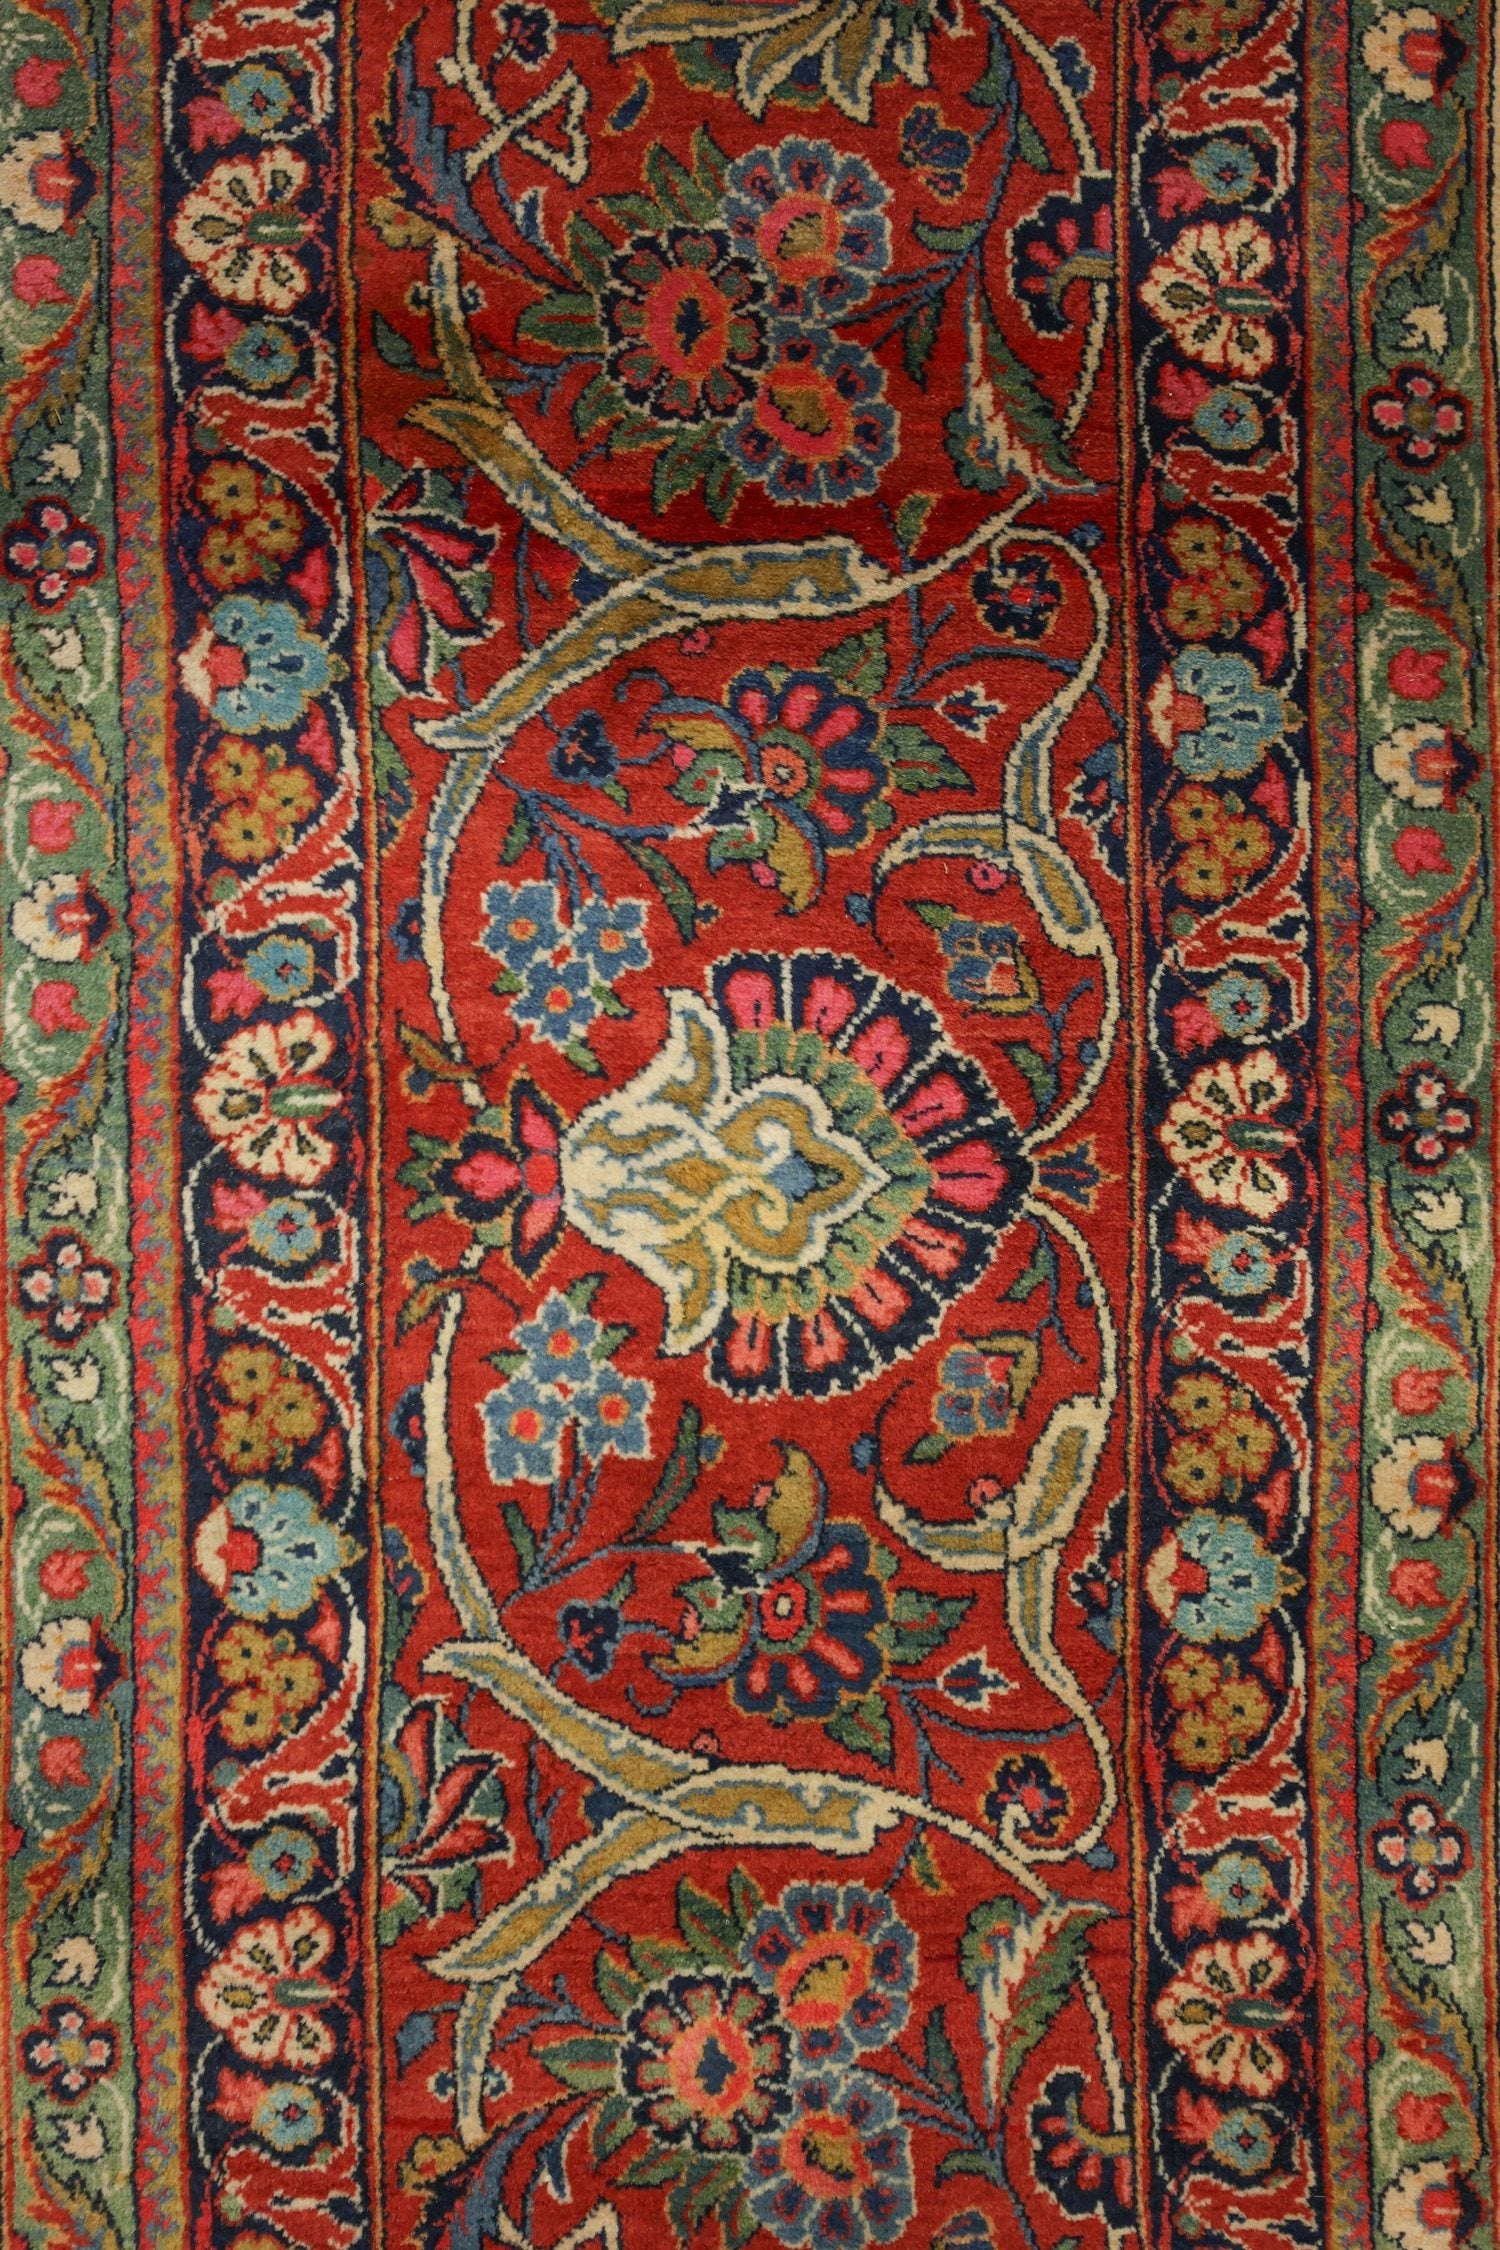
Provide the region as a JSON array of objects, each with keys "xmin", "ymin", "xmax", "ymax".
[
  {"xmin": 566, "ymin": 215, "xmax": 617, "ymax": 292},
  {"xmin": 623, "ymin": 840, "xmax": 699, "ymax": 942},
  {"xmin": 821, "ymin": 625, "xmax": 888, "ymax": 697},
  {"xmin": 538, "ymin": 2033, "xmax": 619, "ymax": 2092},
  {"xmin": 515, "ymin": 291, "xmax": 603, "ymax": 356},
  {"xmin": 599, "ymin": 189, "xmax": 663, "ymax": 233},
  {"xmin": 911, "ymin": 898, "xmax": 956, "ymax": 930},
  {"xmin": 884, "ymin": 723, "xmax": 973, "ymax": 793},
  {"xmin": 905, "ymin": 1431, "xmax": 952, "ymax": 1465},
  {"xmin": 724, "ymin": 2188, "xmax": 759, "ymax": 2250},
  {"xmin": 574, "ymin": 372, "xmax": 626, "ymax": 437},
  {"xmin": 909, "ymin": 1835, "xmax": 946, "ymax": 1893},
  {"xmin": 1016, "ymin": 113, "xmax": 1054, "ymax": 172},
  {"xmin": 563, "ymin": 1036, "xmax": 604, "ymax": 1076},
  {"xmin": 605, "ymin": 1564, "xmax": 637, "ymax": 1608},
  {"xmin": 1005, "ymin": 1041, "xmax": 1058, "ymax": 1111},
  {"xmin": 924, "ymin": 2006, "xmax": 964, "ymax": 2101},
  {"xmin": 500, "ymin": 808, "xmax": 533, "ymax": 865},
  {"xmin": 618, "ymin": 2145, "xmax": 689, "ymax": 2190},
  {"xmin": 653, "ymin": 425, "xmax": 723, "ymax": 513},
  {"xmin": 379, "ymin": 1889, "xmax": 420, "ymax": 1946},
  {"xmin": 1005, "ymin": 1238, "xmax": 1054, "ymax": 1302},
  {"xmin": 824, "ymin": 1691, "xmax": 894, "ymax": 1767},
  {"xmin": 632, "ymin": 1402, "xmax": 705, "ymax": 1536},
  {"xmin": 968, "ymin": 20, "xmax": 1014, "ymax": 108},
  {"xmin": 999, "ymin": 1907, "xmax": 1107, "ymax": 2101},
  {"xmin": 895, "ymin": 493, "xmax": 935, "ymax": 555},
  {"xmin": 373, "ymin": 311, "xmax": 419, "ymax": 370},
  {"xmin": 690, "ymin": 126, "xmax": 730, "ymax": 196},
  {"xmin": 591, "ymin": 2093, "xmax": 637, "ymax": 2163},
  {"xmin": 398, "ymin": 1020, "xmax": 474, "ymax": 1083},
  {"xmin": 974, "ymin": 300, "xmax": 1076, "ymax": 482},
  {"xmin": 502, "ymin": 1502, "xmax": 537, "ymax": 1578},
  {"xmin": 669, "ymin": 2155, "xmax": 742, "ymax": 2237},
  {"xmin": 937, "ymin": 2149, "xmax": 1004, "ymax": 2185},
  {"xmin": 904, "ymin": 298, "xmax": 942, "ymax": 387},
  {"xmin": 729, "ymin": 1867, "xmax": 766, "ymax": 1933},
  {"xmin": 629, "ymin": 1935, "xmax": 697, "ymax": 1982},
  {"xmin": 677, "ymin": 1878, "xmax": 741, "ymax": 1967},
  {"xmin": 595, "ymin": 1949, "xmax": 643, "ymax": 2021},
  {"xmin": 888, "ymin": 1589, "xmax": 972, "ymax": 1667},
  {"xmin": 703, "ymin": 452, "xmax": 744, "ymax": 524},
  {"xmin": 608, "ymin": 411, "xmax": 668, "ymax": 454},
  {"xmin": 394, "ymin": 1270, "xmax": 473, "ymax": 1339},
  {"xmin": 915, "ymin": 217, "xmax": 984, "ymax": 255},
  {"xmin": 645, "ymin": 142, "xmax": 715, "ymax": 224}
]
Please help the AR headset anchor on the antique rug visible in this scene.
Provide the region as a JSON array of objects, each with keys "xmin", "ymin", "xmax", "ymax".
[{"xmin": 2, "ymin": 0, "xmax": 1498, "ymax": 2243}]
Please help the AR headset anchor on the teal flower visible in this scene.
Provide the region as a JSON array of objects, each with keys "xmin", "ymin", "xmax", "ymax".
[
  {"xmin": 194, "ymin": 1479, "xmax": 353, "ymax": 1619},
  {"xmin": 1145, "ymin": 1510, "xmax": 1287, "ymax": 1643},
  {"xmin": 516, "ymin": 952, "xmax": 599, "ymax": 1047},
  {"xmin": 246, "ymin": 1196, "xmax": 323, "ymax": 1265},
  {"xmin": 186, "ymin": 596, "xmax": 331, "ymax": 734},
  {"xmin": 226, "ymin": 323, "xmax": 299, "ymax": 391},
  {"xmin": 1189, "ymin": 139, "xmax": 1260, "ymax": 201},
  {"xmin": 1206, "ymin": 1230, "xmax": 1275, "ymax": 1297},
  {"xmin": 728, "ymin": 328, "xmax": 897, "ymax": 507},
  {"xmin": 485, "ymin": 1291, "xmax": 653, "ymax": 1480},
  {"xmin": 1149, "ymin": 651, "xmax": 1284, "ymax": 779},
  {"xmin": 748, "ymin": 2072, "xmax": 913, "ymax": 2247},
  {"xmin": 723, "ymin": 139, "xmax": 890, "ymax": 319},
  {"xmin": 1192, "ymin": 386, "xmax": 1263, "ymax": 453},
  {"xmin": 248, "ymin": 1824, "xmax": 319, "ymax": 1900},
  {"xmin": 223, "ymin": 65, "xmax": 295, "ymax": 136},
  {"xmin": 1206, "ymin": 971, "xmax": 1270, "ymax": 1038},
  {"xmin": 1209, "ymin": 2107, "xmax": 1276, "ymax": 2176},
  {"xmin": 252, "ymin": 2081, "xmax": 325, "ymax": 2151},
  {"xmin": 745, "ymin": 1884, "xmax": 915, "ymax": 2064},
  {"xmin": 244, "ymin": 935, "xmax": 316, "ymax": 1000},
  {"xmin": 1201, "ymin": 1851, "xmax": 1274, "ymax": 1919}
]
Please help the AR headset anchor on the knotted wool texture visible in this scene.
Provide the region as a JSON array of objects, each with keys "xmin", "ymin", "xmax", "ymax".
[{"xmin": 2, "ymin": 0, "xmax": 1498, "ymax": 2245}]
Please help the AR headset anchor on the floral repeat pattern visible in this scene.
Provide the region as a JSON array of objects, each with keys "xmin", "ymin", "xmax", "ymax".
[{"xmin": 2, "ymin": 0, "xmax": 1498, "ymax": 2241}]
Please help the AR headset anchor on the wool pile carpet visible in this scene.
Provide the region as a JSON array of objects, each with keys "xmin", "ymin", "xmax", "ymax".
[{"xmin": 2, "ymin": 0, "xmax": 1498, "ymax": 2243}]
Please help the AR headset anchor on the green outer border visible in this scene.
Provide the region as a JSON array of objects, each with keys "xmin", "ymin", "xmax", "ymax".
[{"xmin": 1351, "ymin": 0, "xmax": 1500, "ymax": 2233}]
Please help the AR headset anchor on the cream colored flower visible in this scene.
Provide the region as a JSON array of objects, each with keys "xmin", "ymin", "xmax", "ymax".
[
  {"xmin": 196, "ymin": 1908, "xmax": 338, "ymax": 2069},
  {"xmin": 1140, "ymin": 220, "xmax": 1279, "ymax": 378},
  {"xmin": 170, "ymin": 149, "xmax": 310, "ymax": 310},
  {"xmin": 192, "ymin": 1010, "xmax": 340, "ymax": 1184},
  {"xmin": 1155, "ymin": 1933, "xmax": 1290, "ymax": 2098},
  {"xmin": 1159, "ymin": 1049, "xmax": 1293, "ymax": 1218}
]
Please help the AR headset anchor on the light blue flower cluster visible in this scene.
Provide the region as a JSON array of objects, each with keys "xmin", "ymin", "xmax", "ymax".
[
  {"xmin": 480, "ymin": 879, "xmax": 649, "ymax": 1056},
  {"xmin": 481, "ymin": 1289, "xmax": 652, "ymax": 1486}
]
